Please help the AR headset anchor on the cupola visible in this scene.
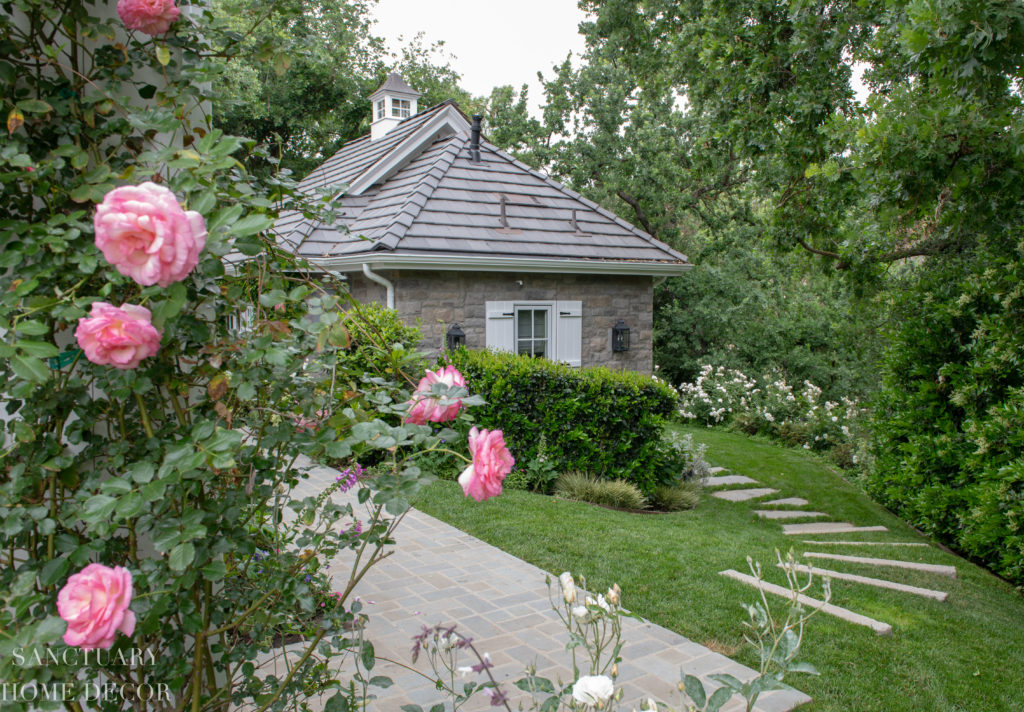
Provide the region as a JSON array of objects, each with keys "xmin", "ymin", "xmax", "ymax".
[{"xmin": 369, "ymin": 73, "xmax": 422, "ymax": 141}]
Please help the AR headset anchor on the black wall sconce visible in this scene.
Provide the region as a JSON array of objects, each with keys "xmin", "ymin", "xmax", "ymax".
[
  {"xmin": 612, "ymin": 320, "xmax": 631, "ymax": 352},
  {"xmin": 446, "ymin": 322, "xmax": 466, "ymax": 351}
]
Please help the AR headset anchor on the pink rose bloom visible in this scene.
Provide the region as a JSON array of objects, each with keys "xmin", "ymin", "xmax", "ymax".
[
  {"xmin": 458, "ymin": 427, "xmax": 514, "ymax": 502},
  {"xmin": 57, "ymin": 564, "xmax": 136, "ymax": 650},
  {"xmin": 405, "ymin": 365, "xmax": 466, "ymax": 425},
  {"xmin": 117, "ymin": 0, "xmax": 180, "ymax": 35},
  {"xmin": 75, "ymin": 302, "xmax": 162, "ymax": 370},
  {"xmin": 94, "ymin": 182, "xmax": 206, "ymax": 287}
]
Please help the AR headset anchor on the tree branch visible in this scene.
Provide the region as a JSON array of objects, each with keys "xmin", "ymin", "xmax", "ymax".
[{"xmin": 615, "ymin": 189, "xmax": 657, "ymax": 237}]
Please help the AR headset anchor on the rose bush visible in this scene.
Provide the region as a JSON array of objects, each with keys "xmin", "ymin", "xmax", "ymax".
[{"xmin": 0, "ymin": 3, "xmax": 507, "ymax": 711}]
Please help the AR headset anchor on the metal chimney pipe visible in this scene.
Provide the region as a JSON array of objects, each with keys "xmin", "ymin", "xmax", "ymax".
[{"xmin": 469, "ymin": 114, "xmax": 482, "ymax": 163}]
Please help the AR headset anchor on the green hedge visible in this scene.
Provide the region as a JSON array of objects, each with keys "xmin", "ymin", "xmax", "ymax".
[{"xmin": 446, "ymin": 349, "xmax": 679, "ymax": 493}]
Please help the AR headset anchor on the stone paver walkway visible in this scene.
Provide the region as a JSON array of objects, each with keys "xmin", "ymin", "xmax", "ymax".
[
  {"xmin": 711, "ymin": 487, "xmax": 779, "ymax": 502},
  {"xmin": 704, "ymin": 474, "xmax": 759, "ymax": 487},
  {"xmin": 267, "ymin": 462, "xmax": 812, "ymax": 712}
]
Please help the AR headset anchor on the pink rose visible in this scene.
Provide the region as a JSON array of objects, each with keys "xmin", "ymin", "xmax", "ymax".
[
  {"xmin": 94, "ymin": 182, "xmax": 206, "ymax": 287},
  {"xmin": 75, "ymin": 302, "xmax": 162, "ymax": 370},
  {"xmin": 405, "ymin": 365, "xmax": 466, "ymax": 425},
  {"xmin": 57, "ymin": 564, "xmax": 136, "ymax": 650},
  {"xmin": 458, "ymin": 427, "xmax": 514, "ymax": 502},
  {"xmin": 117, "ymin": 0, "xmax": 180, "ymax": 35}
]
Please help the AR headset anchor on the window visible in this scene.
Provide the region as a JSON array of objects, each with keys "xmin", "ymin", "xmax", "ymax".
[
  {"xmin": 486, "ymin": 300, "xmax": 581, "ymax": 367},
  {"xmin": 516, "ymin": 307, "xmax": 549, "ymax": 357},
  {"xmin": 391, "ymin": 98, "xmax": 411, "ymax": 118},
  {"xmin": 375, "ymin": 99, "xmax": 385, "ymax": 120}
]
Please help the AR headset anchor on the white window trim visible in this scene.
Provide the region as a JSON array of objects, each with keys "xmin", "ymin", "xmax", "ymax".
[
  {"xmin": 514, "ymin": 303, "xmax": 553, "ymax": 358},
  {"xmin": 485, "ymin": 300, "xmax": 582, "ymax": 368},
  {"xmin": 391, "ymin": 98, "xmax": 411, "ymax": 118}
]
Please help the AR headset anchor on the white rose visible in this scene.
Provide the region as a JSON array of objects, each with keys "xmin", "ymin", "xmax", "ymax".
[
  {"xmin": 585, "ymin": 594, "xmax": 610, "ymax": 612},
  {"xmin": 572, "ymin": 675, "xmax": 614, "ymax": 707},
  {"xmin": 572, "ymin": 605, "xmax": 589, "ymax": 618},
  {"xmin": 559, "ymin": 572, "xmax": 577, "ymax": 603}
]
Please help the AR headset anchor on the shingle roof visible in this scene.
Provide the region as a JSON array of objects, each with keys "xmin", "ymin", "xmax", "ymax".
[
  {"xmin": 372, "ymin": 72, "xmax": 422, "ymax": 98},
  {"xmin": 273, "ymin": 102, "xmax": 690, "ymax": 272}
]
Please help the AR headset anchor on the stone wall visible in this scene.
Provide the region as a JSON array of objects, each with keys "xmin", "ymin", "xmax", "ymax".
[{"xmin": 343, "ymin": 270, "xmax": 654, "ymax": 373}]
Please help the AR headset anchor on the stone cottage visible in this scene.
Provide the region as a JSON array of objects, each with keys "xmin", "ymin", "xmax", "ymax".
[{"xmin": 272, "ymin": 74, "xmax": 691, "ymax": 373}]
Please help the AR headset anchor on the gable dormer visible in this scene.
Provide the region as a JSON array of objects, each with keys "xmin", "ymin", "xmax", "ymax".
[{"xmin": 369, "ymin": 73, "xmax": 422, "ymax": 141}]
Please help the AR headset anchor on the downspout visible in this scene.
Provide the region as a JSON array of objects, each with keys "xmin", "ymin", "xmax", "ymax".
[
  {"xmin": 653, "ymin": 276, "xmax": 667, "ymax": 288},
  {"xmin": 362, "ymin": 263, "xmax": 395, "ymax": 310}
]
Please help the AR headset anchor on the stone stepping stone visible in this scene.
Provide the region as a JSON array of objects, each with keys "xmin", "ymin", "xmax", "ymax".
[
  {"xmin": 708, "ymin": 466, "xmax": 728, "ymax": 474},
  {"xmin": 720, "ymin": 569, "xmax": 893, "ymax": 636},
  {"xmin": 779, "ymin": 562, "xmax": 949, "ymax": 601},
  {"xmin": 802, "ymin": 540, "xmax": 928, "ymax": 548},
  {"xmin": 755, "ymin": 510, "xmax": 828, "ymax": 520},
  {"xmin": 783, "ymin": 522, "xmax": 888, "ymax": 535},
  {"xmin": 804, "ymin": 552, "xmax": 956, "ymax": 578},
  {"xmin": 761, "ymin": 497, "xmax": 809, "ymax": 507},
  {"xmin": 703, "ymin": 475, "xmax": 758, "ymax": 487},
  {"xmin": 711, "ymin": 487, "xmax": 778, "ymax": 502}
]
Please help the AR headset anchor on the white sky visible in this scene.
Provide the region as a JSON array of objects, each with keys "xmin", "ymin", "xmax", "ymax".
[{"xmin": 369, "ymin": 0, "xmax": 588, "ymax": 114}]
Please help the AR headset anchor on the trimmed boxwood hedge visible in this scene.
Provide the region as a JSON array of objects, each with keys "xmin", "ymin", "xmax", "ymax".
[{"xmin": 446, "ymin": 349, "xmax": 679, "ymax": 494}]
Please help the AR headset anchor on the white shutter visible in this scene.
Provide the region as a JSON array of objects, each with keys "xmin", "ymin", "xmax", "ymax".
[
  {"xmin": 485, "ymin": 301, "xmax": 515, "ymax": 352},
  {"xmin": 555, "ymin": 300, "xmax": 582, "ymax": 367}
]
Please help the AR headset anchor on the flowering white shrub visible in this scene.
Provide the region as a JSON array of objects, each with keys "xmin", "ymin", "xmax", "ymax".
[{"xmin": 677, "ymin": 365, "xmax": 867, "ymax": 454}]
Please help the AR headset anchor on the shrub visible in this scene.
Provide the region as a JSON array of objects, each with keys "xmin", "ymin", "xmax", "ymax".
[
  {"xmin": 554, "ymin": 473, "xmax": 649, "ymax": 510},
  {"xmin": 447, "ymin": 349, "xmax": 678, "ymax": 494},
  {"xmin": 340, "ymin": 301, "xmax": 424, "ymax": 377},
  {"xmin": 676, "ymin": 364, "xmax": 867, "ymax": 459},
  {"xmin": 650, "ymin": 481, "xmax": 702, "ymax": 511}
]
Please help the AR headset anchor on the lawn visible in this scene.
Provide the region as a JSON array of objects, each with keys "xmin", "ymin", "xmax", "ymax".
[{"xmin": 412, "ymin": 424, "xmax": 1024, "ymax": 712}]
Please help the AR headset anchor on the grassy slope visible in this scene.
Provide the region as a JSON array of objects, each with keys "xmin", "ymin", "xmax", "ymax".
[{"xmin": 412, "ymin": 425, "xmax": 1024, "ymax": 712}]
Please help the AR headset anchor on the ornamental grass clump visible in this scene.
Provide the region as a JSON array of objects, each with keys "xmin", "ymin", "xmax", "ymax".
[
  {"xmin": 555, "ymin": 472, "xmax": 649, "ymax": 510},
  {"xmin": 650, "ymin": 481, "xmax": 702, "ymax": 512}
]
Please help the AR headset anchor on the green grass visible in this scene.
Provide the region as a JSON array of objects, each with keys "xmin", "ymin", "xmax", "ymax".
[{"xmin": 412, "ymin": 425, "xmax": 1024, "ymax": 712}]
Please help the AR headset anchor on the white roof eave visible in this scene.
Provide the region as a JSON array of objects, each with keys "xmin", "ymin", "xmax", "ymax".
[{"xmin": 308, "ymin": 252, "xmax": 693, "ymax": 277}]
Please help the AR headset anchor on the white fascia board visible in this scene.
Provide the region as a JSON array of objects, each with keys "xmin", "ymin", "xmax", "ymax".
[
  {"xmin": 310, "ymin": 252, "xmax": 693, "ymax": 277},
  {"xmin": 347, "ymin": 106, "xmax": 470, "ymax": 196}
]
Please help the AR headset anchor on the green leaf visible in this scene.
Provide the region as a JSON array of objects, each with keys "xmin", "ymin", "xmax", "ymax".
[
  {"xmin": 207, "ymin": 204, "xmax": 243, "ymax": 232},
  {"xmin": 115, "ymin": 491, "xmax": 144, "ymax": 519},
  {"xmin": 156, "ymin": 45, "xmax": 171, "ymax": 66},
  {"xmin": 39, "ymin": 557, "xmax": 70, "ymax": 587},
  {"xmin": 34, "ymin": 616, "xmax": 66, "ymax": 644},
  {"xmin": 82, "ymin": 494, "xmax": 117, "ymax": 524},
  {"xmin": 368, "ymin": 676, "xmax": 392, "ymax": 689},
  {"xmin": 683, "ymin": 674, "xmax": 707, "ymax": 708},
  {"xmin": 169, "ymin": 542, "xmax": 195, "ymax": 572},
  {"xmin": 202, "ymin": 559, "xmax": 227, "ymax": 582},
  {"xmin": 11, "ymin": 355, "xmax": 49, "ymax": 383},
  {"xmin": 127, "ymin": 462, "xmax": 155, "ymax": 484},
  {"xmin": 786, "ymin": 661, "xmax": 819, "ymax": 676},
  {"xmin": 100, "ymin": 477, "xmax": 134, "ymax": 494},
  {"xmin": 324, "ymin": 695, "xmax": 350, "ymax": 712},
  {"xmin": 707, "ymin": 685, "xmax": 735, "ymax": 711},
  {"xmin": 17, "ymin": 99, "xmax": 53, "ymax": 114},
  {"xmin": 228, "ymin": 213, "xmax": 273, "ymax": 238},
  {"xmin": 16, "ymin": 340, "xmax": 60, "ymax": 358},
  {"xmin": 360, "ymin": 640, "xmax": 375, "ymax": 671},
  {"xmin": 13, "ymin": 320, "xmax": 49, "ymax": 335}
]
